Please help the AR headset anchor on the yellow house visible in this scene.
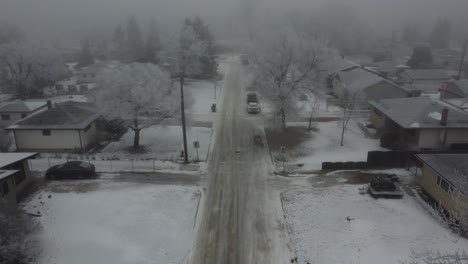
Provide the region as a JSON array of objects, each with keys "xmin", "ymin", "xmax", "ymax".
[{"xmin": 417, "ymin": 154, "xmax": 468, "ymax": 224}]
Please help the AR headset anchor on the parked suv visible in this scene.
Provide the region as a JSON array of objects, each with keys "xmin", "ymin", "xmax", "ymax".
[{"xmin": 247, "ymin": 92, "xmax": 260, "ymax": 114}]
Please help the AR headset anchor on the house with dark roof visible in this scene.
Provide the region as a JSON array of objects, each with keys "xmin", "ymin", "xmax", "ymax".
[
  {"xmin": 0, "ymin": 152, "xmax": 38, "ymax": 207},
  {"xmin": 0, "ymin": 100, "xmax": 47, "ymax": 128},
  {"xmin": 400, "ymin": 69, "xmax": 451, "ymax": 92},
  {"xmin": 369, "ymin": 96, "xmax": 468, "ymax": 150},
  {"xmin": 417, "ymin": 154, "xmax": 468, "ymax": 229},
  {"xmin": 441, "ymin": 79, "xmax": 468, "ymax": 99},
  {"xmin": 6, "ymin": 101, "xmax": 100, "ymax": 152},
  {"xmin": 76, "ymin": 62, "xmax": 108, "ymax": 84},
  {"xmin": 332, "ymin": 68, "xmax": 411, "ymax": 107}
]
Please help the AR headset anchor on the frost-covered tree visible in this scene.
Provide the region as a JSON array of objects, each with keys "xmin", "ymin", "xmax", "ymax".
[
  {"xmin": 0, "ymin": 202, "xmax": 40, "ymax": 264},
  {"xmin": 126, "ymin": 16, "xmax": 144, "ymax": 62},
  {"xmin": 0, "ymin": 129, "xmax": 13, "ymax": 151},
  {"xmin": 0, "ymin": 42, "xmax": 69, "ymax": 98},
  {"xmin": 78, "ymin": 37, "xmax": 94, "ymax": 67},
  {"xmin": 253, "ymin": 34, "xmax": 323, "ymax": 131},
  {"xmin": 112, "ymin": 24, "xmax": 126, "ymax": 60},
  {"xmin": 96, "ymin": 63, "xmax": 179, "ymax": 149},
  {"xmin": 143, "ymin": 19, "xmax": 161, "ymax": 64},
  {"xmin": 187, "ymin": 16, "xmax": 217, "ymax": 78}
]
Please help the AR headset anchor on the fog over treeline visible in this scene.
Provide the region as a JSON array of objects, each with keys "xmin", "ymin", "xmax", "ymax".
[{"xmin": 2, "ymin": 0, "xmax": 468, "ymax": 48}]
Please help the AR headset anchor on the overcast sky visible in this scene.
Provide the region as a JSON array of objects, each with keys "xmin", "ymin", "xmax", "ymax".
[{"xmin": 1, "ymin": 0, "xmax": 468, "ymax": 44}]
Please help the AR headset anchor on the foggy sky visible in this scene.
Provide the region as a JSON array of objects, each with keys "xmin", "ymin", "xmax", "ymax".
[{"xmin": 2, "ymin": 0, "xmax": 468, "ymax": 45}]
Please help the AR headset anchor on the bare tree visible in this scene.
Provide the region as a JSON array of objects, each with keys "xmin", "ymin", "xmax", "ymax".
[
  {"xmin": 96, "ymin": 63, "xmax": 179, "ymax": 149},
  {"xmin": 401, "ymin": 249, "xmax": 468, "ymax": 264},
  {"xmin": 338, "ymin": 90, "xmax": 363, "ymax": 146},
  {"xmin": 253, "ymin": 34, "xmax": 323, "ymax": 131},
  {"xmin": 0, "ymin": 202, "xmax": 41, "ymax": 264},
  {"xmin": 0, "ymin": 42, "xmax": 68, "ymax": 98}
]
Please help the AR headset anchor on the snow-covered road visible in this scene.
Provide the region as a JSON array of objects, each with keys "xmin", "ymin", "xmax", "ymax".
[{"xmin": 189, "ymin": 57, "xmax": 293, "ymax": 263}]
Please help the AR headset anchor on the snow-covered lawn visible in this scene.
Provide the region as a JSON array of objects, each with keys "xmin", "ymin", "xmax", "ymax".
[
  {"xmin": 24, "ymin": 181, "xmax": 200, "ymax": 264},
  {"xmin": 282, "ymin": 185, "xmax": 468, "ymax": 264},
  {"xmin": 103, "ymin": 125, "xmax": 213, "ymax": 161},
  {"xmin": 269, "ymin": 121, "xmax": 383, "ymax": 171},
  {"xmin": 186, "ymin": 79, "xmax": 223, "ymax": 122}
]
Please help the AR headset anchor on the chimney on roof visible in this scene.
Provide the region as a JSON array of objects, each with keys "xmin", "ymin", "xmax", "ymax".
[
  {"xmin": 441, "ymin": 107, "xmax": 449, "ymax": 126},
  {"xmin": 47, "ymin": 99, "xmax": 53, "ymax": 110}
]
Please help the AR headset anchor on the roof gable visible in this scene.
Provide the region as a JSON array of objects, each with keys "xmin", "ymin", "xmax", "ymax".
[
  {"xmin": 338, "ymin": 68, "xmax": 385, "ymax": 92},
  {"xmin": 0, "ymin": 100, "xmax": 47, "ymax": 113}
]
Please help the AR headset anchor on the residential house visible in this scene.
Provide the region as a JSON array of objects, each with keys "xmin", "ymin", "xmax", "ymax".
[
  {"xmin": 369, "ymin": 96, "xmax": 468, "ymax": 150},
  {"xmin": 400, "ymin": 69, "xmax": 451, "ymax": 93},
  {"xmin": 0, "ymin": 152, "xmax": 38, "ymax": 207},
  {"xmin": 0, "ymin": 100, "xmax": 47, "ymax": 128},
  {"xmin": 76, "ymin": 62, "xmax": 108, "ymax": 84},
  {"xmin": 417, "ymin": 154, "xmax": 468, "ymax": 227},
  {"xmin": 333, "ymin": 67, "xmax": 411, "ymax": 107},
  {"xmin": 6, "ymin": 101, "xmax": 100, "ymax": 152},
  {"xmin": 325, "ymin": 57, "xmax": 359, "ymax": 88},
  {"xmin": 441, "ymin": 79, "xmax": 468, "ymax": 99}
]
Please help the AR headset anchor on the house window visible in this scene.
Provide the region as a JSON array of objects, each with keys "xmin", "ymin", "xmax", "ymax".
[
  {"xmin": 1, "ymin": 114, "xmax": 10, "ymax": 120},
  {"xmin": 0, "ymin": 181, "xmax": 9, "ymax": 197},
  {"xmin": 21, "ymin": 113, "xmax": 27, "ymax": 118},
  {"xmin": 436, "ymin": 175, "xmax": 454, "ymax": 194},
  {"xmin": 42, "ymin": 130, "xmax": 51, "ymax": 136}
]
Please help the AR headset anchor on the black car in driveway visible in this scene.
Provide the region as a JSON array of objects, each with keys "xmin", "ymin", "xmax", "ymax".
[{"xmin": 46, "ymin": 161, "xmax": 97, "ymax": 180}]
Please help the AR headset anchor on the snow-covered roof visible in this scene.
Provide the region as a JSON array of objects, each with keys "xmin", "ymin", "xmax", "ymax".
[
  {"xmin": 369, "ymin": 96, "xmax": 468, "ymax": 129},
  {"xmin": 0, "ymin": 170, "xmax": 19, "ymax": 181},
  {"xmin": 7, "ymin": 101, "xmax": 100, "ymax": 130},
  {"xmin": 404, "ymin": 69, "xmax": 451, "ymax": 80},
  {"xmin": 326, "ymin": 58, "xmax": 359, "ymax": 75},
  {"xmin": 0, "ymin": 100, "xmax": 47, "ymax": 113},
  {"xmin": 417, "ymin": 154, "xmax": 468, "ymax": 194},
  {"xmin": 448, "ymin": 79, "xmax": 468, "ymax": 95},
  {"xmin": 338, "ymin": 68, "xmax": 406, "ymax": 94},
  {"xmin": 443, "ymin": 98, "xmax": 468, "ymax": 111},
  {"xmin": 0, "ymin": 152, "xmax": 38, "ymax": 168}
]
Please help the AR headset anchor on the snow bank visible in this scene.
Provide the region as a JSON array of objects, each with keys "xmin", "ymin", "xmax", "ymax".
[
  {"xmin": 282, "ymin": 185, "xmax": 468, "ymax": 264},
  {"xmin": 285, "ymin": 121, "xmax": 383, "ymax": 171},
  {"xmin": 24, "ymin": 182, "xmax": 200, "ymax": 264}
]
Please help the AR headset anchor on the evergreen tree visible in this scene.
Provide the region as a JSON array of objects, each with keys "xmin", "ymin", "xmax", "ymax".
[
  {"xmin": 189, "ymin": 16, "xmax": 217, "ymax": 78},
  {"xmin": 430, "ymin": 18, "xmax": 451, "ymax": 49},
  {"xmin": 126, "ymin": 16, "xmax": 144, "ymax": 62},
  {"xmin": 402, "ymin": 23, "xmax": 421, "ymax": 44},
  {"xmin": 78, "ymin": 38, "xmax": 94, "ymax": 67},
  {"xmin": 408, "ymin": 46, "xmax": 433, "ymax": 69},
  {"xmin": 144, "ymin": 19, "xmax": 161, "ymax": 64}
]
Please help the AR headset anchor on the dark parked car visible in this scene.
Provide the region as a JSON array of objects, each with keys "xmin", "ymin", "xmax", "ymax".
[{"xmin": 46, "ymin": 161, "xmax": 97, "ymax": 180}]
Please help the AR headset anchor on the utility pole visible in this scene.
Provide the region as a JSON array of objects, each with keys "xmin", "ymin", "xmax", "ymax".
[
  {"xmin": 457, "ymin": 39, "xmax": 468, "ymax": 80},
  {"xmin": 180, "ymin": 74, "xmax": 189, "ymax": 164}
]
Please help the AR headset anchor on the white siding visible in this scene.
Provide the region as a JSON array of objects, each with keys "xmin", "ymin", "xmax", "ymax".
[
  {"xmin": 418, "ymin": 129, "xmax": 468, "ymax": 149},
  {"xmin": 418, "ymin": 129, "xmax": 441, "ymax": 149},
  {"xmin": 15, "ymin": 129, "xmax": 82, "ymax": 151},
  {"xmin": 80, "ymin": 122, "xmax": 98, "ymax": 149}
]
